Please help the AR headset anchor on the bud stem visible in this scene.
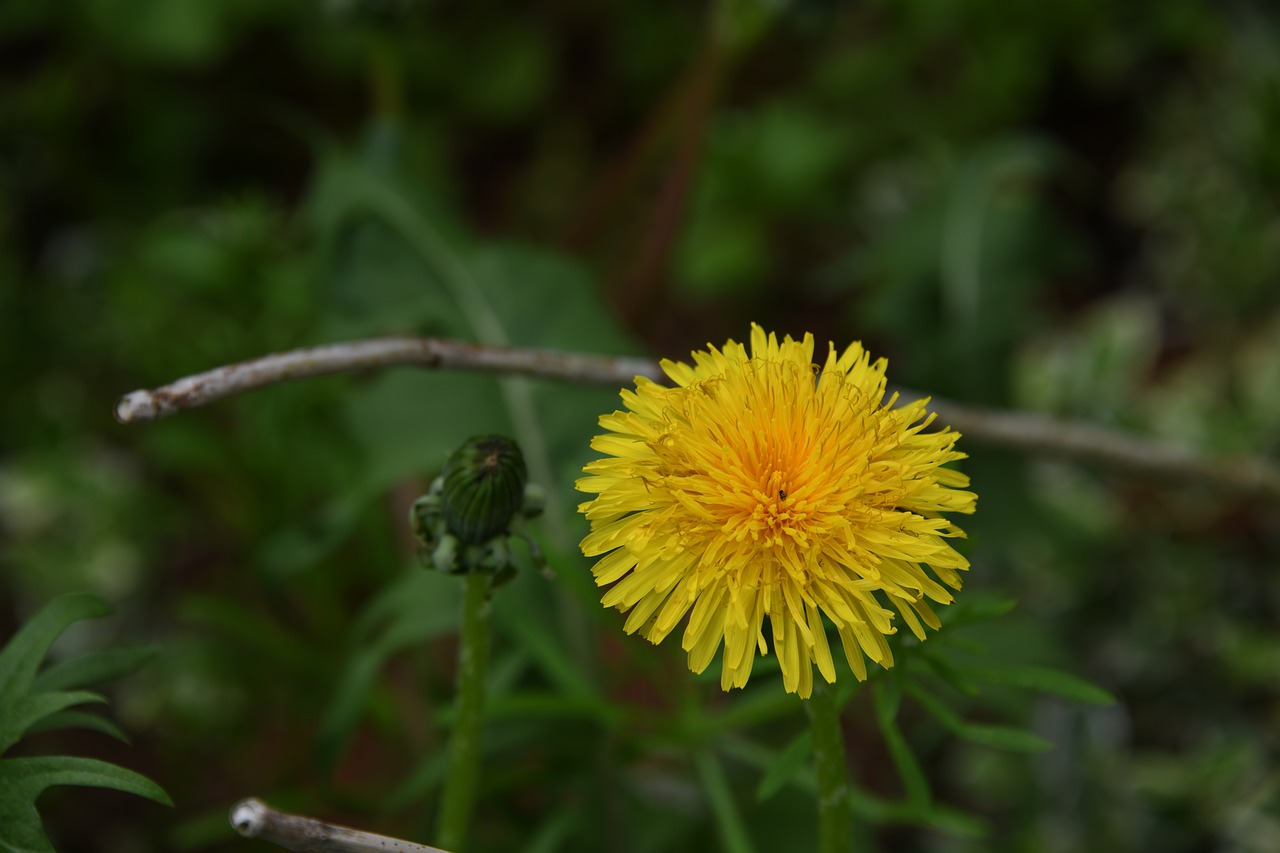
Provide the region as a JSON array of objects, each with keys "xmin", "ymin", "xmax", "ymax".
[{"xmin": 436, "ymin": 573, "xmax": 492, "ymax": 851}]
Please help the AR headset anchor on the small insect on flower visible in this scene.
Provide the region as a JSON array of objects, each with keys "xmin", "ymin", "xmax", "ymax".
[{"xmin": 576, "ymin": 325, "xmax": 977, "ymax": 698}]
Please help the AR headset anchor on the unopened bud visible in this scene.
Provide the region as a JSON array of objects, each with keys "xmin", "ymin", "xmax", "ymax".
[{"xmin": 440, "ymin": 435, "xmax": 528, "ymax": 545}]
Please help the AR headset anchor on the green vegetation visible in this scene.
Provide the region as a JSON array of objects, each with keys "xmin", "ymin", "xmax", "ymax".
[{"xmin": 3, "ymin": 1, "xmax": 1278, "ymax": 850}]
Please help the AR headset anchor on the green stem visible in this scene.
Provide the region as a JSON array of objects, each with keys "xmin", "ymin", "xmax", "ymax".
[
  {"xmin": 436, "ymin": 573, "xmax": 492, "ymax": 852},
  {"xmin": 807, "ymin": 681, "xmax": 853, "ymax": 853}
]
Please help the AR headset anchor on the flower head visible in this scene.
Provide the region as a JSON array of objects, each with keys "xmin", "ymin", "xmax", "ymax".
[{"xmin": 576, "ymin": 325, "xmax": 977, "ymax": 698}]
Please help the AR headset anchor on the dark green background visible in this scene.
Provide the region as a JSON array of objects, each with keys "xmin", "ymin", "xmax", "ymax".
[{"xmin": 3, "ymin": 1, "xmax": 1279, "ymax": 850}]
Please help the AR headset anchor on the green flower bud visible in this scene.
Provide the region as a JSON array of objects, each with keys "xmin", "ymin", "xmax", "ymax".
[{"xmin": 441, "ymin": 435, "xmax": 528, "ymax": 545}]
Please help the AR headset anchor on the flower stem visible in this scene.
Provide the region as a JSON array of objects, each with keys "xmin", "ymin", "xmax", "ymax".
[
  {"xmin": 436, "ymin": 573, "xmax": 492, "ymax": 851},
  {"xmin": 807, "ymin": 681, "xmax": 853, "ymax": 853}
]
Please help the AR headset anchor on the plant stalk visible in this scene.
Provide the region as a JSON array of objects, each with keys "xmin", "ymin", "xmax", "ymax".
[
  {"xmin": 807, "ymin": 681, "xmax": 853, "ymax": 853},
  {"xmin": 436, "ymin": 573, "xmax": 492, "ymax": 851}
]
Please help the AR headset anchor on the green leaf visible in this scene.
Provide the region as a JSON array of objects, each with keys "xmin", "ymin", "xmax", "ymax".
[
  {"xmin": 179, "ymin": 595, "xmax": 332, "ymax": 685},
  {"xmin": 952, "ymin": 723, "xmax": 1053, "ymax": 753},
  {"xmin": 481, "ymin": 691, "xmax": 622, "ymax": 722},
  {"xmin": 521, "ymin": 807, "xmax": 580, "ymax": 853},
  {"xmin": 908, "ymin": 684, "xmax": 1052, "ymax": 754},
  {"xmin": 845, "ymin": 786, "xmax": 906, "ymax": 823},
  {"xmin": 315, "ymin": 567, "xmax": 464, "ymax": 769},
  {"xmin": 871, "ymin": 671, "xmax": 903, "ymax": 728},
  {"xmin": 755, "ymin": 730, "xmax": 813, "ymax": 802},
  {"xmin": 915, "ymin": 650, "xmax": 980, "ymax": 697},
  {"xmin": 4, "ymin": 691, "xmax": 105, "ymax": 753},
  {"xmin": 31, "ymin": 647, "xmax": 156, "ymax": 693},
  {"xmin": 873, "ymin": 681, "xmax": 930, "ymax": 810},
  {"xmin": 846, "ymin": 788, "xmax": 987, "ymax": 837},
  {"xmin": 0, "ymin": 594, "xmax": 109, "ymax": 708},
  {"xmin": 940, "ymin": 596, "xmax": 1017, "ymax": 631},
  {"xmin": 914, "ymin": 803, "xmax": 988, "ymax": 838},
  {"xmin": 967, "ymin": 663, "xmax": 1116, "ymax": 705},
  {"xmin": 693, "ymin": 751, "xmax": 756, "ymax": 853},
  {"xmin": 704, "ymin": 681, "xmax": 797, "ymax": 732},
  {"xmin": 492, "ymin": 575, "xmax": 608, "ymax": 713},
  {"xmin": 0, "ymin": 756, "xmax": 171, "ymax": 852},
  {"xmin": 0, "ymin": 594, "xmax": 115, "ymax": 755},
  {"xmin": 25, "ymin": 710, "xmax": 129, "ymax": 743},
  {"xmin": 309, "ymin": 152, "xmax": 637, "ymax": 540},
  {"xmin": 0, "ymin": 596, "xmax": 170, "ymax": 853}
]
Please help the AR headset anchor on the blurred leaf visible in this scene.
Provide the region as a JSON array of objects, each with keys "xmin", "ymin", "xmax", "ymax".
[
  {"xmin": 179, "ymin": 596, "xmax": 333, "ymax": 685},
  {"xmin": 755, "ymin": 730, "xmax": 812, "ymax": 802},
  {"xmin": 521, "ymin": 807, "xmax": 580, "ymax": 853},
  {"xmin": 940, "ymin": 596, "xmax": 1018, "ymax": 631},
  {"xmin": 873, "ymin": 680, "xmax": 930, "ymax": 810},
  {"xmin": 967, "ymin": 663, "xmax": 1116, "ymax": 705},
  {"xmin": 907, "ymin": 683, "xmax": 1052, "ymax": 753},
  {"xmin": 693, "ymin": 750, "xmax": 756, "ymax": 853},
  {"xmin": 846, "ymin": 787, "xmax": 987, "ymax": 838},
  {"xmin": 26, "ymin": 709, "xmax": 129, "ymax": 743},
  {"xmin": 914, "ymin": 650, "xmax": 980, "ymax": 697},
  {"xmin": 316, "ymin": 567, "xmax": 461, "ymax": 768},
  {"xmin": 494, "ymin": 589, "xmax": 610, "ymax": 715},
  {"xmin": 31, "ymin": 646, "xmax": 156, "ymax": 693}
]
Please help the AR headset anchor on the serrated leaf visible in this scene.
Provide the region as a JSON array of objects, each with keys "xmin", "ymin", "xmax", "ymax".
[
  {"xmin": 968, "ymin": 663, "xmax": 1115, "ymax": 705},
  {"xmin": 755, "ymin": 730, "xmax": 813, "ymax": 802}
]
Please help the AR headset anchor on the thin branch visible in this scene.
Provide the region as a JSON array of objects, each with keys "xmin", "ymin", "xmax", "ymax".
[
  {"xmin": 114, "ymin": 337, "xmax": 664, "ymax": 423},
  {"xmin": 229, "ymin": 798, "xmax": 450, "ymax": 852},
  {"xmin": 115, "ymin": 335, "xmax": 1280, "ymax": 501},
  {"xmin": 924, "ymin": 395, "xmax": 1280, "ymax": 499}
]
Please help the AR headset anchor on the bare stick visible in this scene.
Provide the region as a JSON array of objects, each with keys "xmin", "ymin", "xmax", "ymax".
[
  {"xmin": 114, "ymin": 337, "xmax": 664, "ymax": 424},
  {"xmin": 230, "ymin": 798, "xmax": 451, "ymax": 853},
  {"xmin": 115, "ymin": 335, "xmax": 1280, "ymax": 500},
  {"xmin": 924, "ymin": 395, "xmax": 1280, "ymax": 499}
]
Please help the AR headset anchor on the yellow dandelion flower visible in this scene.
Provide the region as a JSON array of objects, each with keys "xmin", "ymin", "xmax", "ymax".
[{"xmin": 576, "ymin": 325, "xmax": 978, "ymax": 698}]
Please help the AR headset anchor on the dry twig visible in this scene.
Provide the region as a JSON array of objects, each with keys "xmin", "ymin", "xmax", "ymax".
[
  {"xmin": 230, "ymin": 798, "xmax": 450, "ymax": 853},
  {"xmin": 115, "ymin": 335, "xmax": 1280, "ymax": 500}
]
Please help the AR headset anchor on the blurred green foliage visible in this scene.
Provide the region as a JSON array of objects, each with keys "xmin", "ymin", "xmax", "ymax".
[
  {"xmin": 3, "ymin": 0, "xmax": 1280, "ymax": 851},
  {"xmin": 0, "ymin": 594, "xmax": 169, "ymax": 852}
]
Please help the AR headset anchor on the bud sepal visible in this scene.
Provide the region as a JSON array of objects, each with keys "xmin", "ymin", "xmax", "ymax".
[{"xmin": 410, "ymin": 435, "xmax": 548, "ymax": 590}]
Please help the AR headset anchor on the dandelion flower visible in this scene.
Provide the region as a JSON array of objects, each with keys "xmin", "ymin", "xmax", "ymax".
[{"xmin": 576, "ymin": 325, "xmax": 977, "ymax": 698}]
